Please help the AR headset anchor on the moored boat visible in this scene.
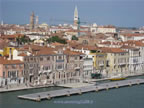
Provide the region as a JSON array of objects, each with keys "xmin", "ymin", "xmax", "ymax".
[{"xmin": 110, "ymin": 77, "xmax": 126, "ymax": 81}]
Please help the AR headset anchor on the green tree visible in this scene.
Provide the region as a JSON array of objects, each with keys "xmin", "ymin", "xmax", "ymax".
[
  {"xmin": 16, "ymin": 35, "xmax": 31, "ymax": 45},
  {"xmin": 47, "ymin": 36, "xmax": 67, "ymax": 44},
  {"xmin": 72, "ymin": 35, "xmax": 78, "ymax": 40}
]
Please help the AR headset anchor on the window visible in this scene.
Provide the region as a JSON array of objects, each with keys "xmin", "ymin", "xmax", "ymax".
[
  {"xmin": 3, "ymin": 72, "xmax": 5, "ymax": 78},
  {"xmin": 43, "ymin": 66, "xmax": 50, "ymax": 70},
  {"xmin": 80, "ymin": 56, "xmax": 83, "ymax": 60},
  {"xmin": 12, "ymin": 64, "xmax": 16, "ymax": 68},
  {"xmin": 114, "ymin": 59, "xmax": 116, "ymax": 64},
  {"xmin": 58, "ymin": 56, "xmax": 62, "ymax": 60},
  {"xmin": 19, "ymin": 64, "xmax": 23, "ymax": 68},
  {"xmin": 5, "ymin": 65, "xmax": 8, "ymax": 69},
  {"xmin": 75, "ymin": 64, "xmax": 77, "ymax": 67},
  {"xmin": 121, "ymin": 53, "xmax": 125, "ymax": 56},
  {"xmin": 57, "ymin": 64, "xmax": 63, "ymax": 70},
  {"xmin": 34, "ymin": 58, "xmax": 36, "ymax": 62},
  {"xmin": 30, "ymin": 64, "xmax": 33, "ymax": 68},
  {"xmin": 30, "ymin": 57, "xmax": 33, "ymax": 61},
  {"xmin": 75, "ymin": 56, "xmax": 78, "ymax": 60},
  {"xmin": 47, "ymin": 56, "xmax": 50, "ymax": 61},
  {"xmin": 8, "ymin": 71, "xmax": 10, "ymax": 77},
  {"xmin": 40, "ymin": 57, "xmax": 43, "ymax": 61},
  {"xmin": 24, "ymin": 58, "xmax": 26, "ymax": 61}
]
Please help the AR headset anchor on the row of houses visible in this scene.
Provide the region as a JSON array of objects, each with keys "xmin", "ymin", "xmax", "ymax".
[
  {"xmin": 0, "ymin": 45, "xmax": 94, "ymax": 87},
  {"xmin": 1, "ymin": 39, "xmax": 144, "ymax": 87}
]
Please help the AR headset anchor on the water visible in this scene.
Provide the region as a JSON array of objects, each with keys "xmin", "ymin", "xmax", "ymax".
[{"xmin": 0, "ymin": 78, "xmax": 144, "ymax": 108}]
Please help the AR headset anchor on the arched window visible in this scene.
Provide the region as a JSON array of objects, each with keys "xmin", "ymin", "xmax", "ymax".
[{"xmin": 82, "ymin": 40, "xmax": 88, "ymax": 45}]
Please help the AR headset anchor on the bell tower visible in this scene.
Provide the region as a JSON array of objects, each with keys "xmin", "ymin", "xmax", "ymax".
[
  {"xmin": 74, "ymin": 6, "xmax": 78, "ymax": 29},
  {"xmin": 30, "ymin": 11, "xmax": 35, "ymax": 30}
]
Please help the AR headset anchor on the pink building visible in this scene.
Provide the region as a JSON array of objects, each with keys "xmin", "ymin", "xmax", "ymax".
[{"xmin": 0, "ymin": 57, "xmax": 24, "ymax": 87}]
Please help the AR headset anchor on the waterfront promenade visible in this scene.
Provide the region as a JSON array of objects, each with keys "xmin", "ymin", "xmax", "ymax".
[
  {"xmin": 0, "ymin": 84, "xmax": 53, "ymax": 93},
  {"xmin": 18, "ymin": 78, "xmax": 144, "ymax": 102},
  {"xmin": 0, "ymin": 73, "xmax": 143, "ymax": 93}
]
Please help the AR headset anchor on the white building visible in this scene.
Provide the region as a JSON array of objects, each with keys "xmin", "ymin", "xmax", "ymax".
[
  {"xmin": 121, "ymin": 45, "xmax": 142, "ymax": 74},
  {"xmin": 83, "ymin": 58, "xmax": 93, "ymax": 80},
  {"xmin": 91, "ymin": 25, "xmax": 116, "ymax": 34},
  {"xmin": 119, "ymin": 33, "xmax": 144, "ymax": 41}
]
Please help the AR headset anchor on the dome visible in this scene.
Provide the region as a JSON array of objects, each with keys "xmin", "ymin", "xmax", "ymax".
[{"xmin": 93, "ymin": 23, "xmax": 97, "ymax": 27}]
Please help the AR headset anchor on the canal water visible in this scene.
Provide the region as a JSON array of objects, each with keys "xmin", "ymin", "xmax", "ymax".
[{"xmin": 1, "ymin": 77, "xmax": 144, "ymax": 108}]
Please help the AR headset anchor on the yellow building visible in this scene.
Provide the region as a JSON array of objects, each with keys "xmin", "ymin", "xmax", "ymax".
[
  {"xmin": 90, "ymin": 50, "xmax": 107, "ymax": 73},
  {"xmin": 3, "ymin": 47, "xmax": 15, "ymax": 56},
  {"xmin": 101, "ymin": 48, "xmax": 129, "ymax": 78}
]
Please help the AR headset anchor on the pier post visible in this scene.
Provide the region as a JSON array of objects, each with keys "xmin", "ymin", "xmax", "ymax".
[
  {"xmin": 36, "ymin": 95, "xmax": 41, "ymax": 102},
  {"xmin": 129, "ymin": 81, "xmax": 132, "ymax": 86},
  {"xmin": 67, "ymin": 91, "xmax": 70, "ymax": 96},
  {"xmin": 47, "ymin": 94, "xmax": 51, "ymax": 100},
  {"xmin": 95, "ymin": 86, "xmax": 99, "ymax": 92},
  {"xmin": 137, "ymin": 80, "xmax": 140, "ymax": 85},
  {"xmin": 106, "ymin": 84, "xmax": 109, "ymax": 90},
  {"xmin": 79, "ymin": 89, "xmax": 82, "ymax": 95},
  {"xmin": 115, "ymin": 83, "xmax": 119, "ymax": 88}
]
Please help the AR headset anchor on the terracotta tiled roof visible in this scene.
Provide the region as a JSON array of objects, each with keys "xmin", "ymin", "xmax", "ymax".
[
  {"xmin": 18, "ymin": 53, "xmax": 27, "ymax": 57},
  {"xmin": 123, "ymin": 40, "xmax": 144, "ymax": 47},
  {"xmin": 0, "ymin": 39, "xmax": 9, "ymax": 49},
  {"xmin": 64, "ymin": 49, "xmax": 84, "ymax": 55},
  {"xmin": 101, "ymin": 47, "xmax": 127, "ymax": 53},
  {"xmin": 74, "ymin": 45, "xmax": 99, "ymax": 51},
  {"xmin": 0, "ymin": 57, "xmax": 24, "ymax": 65},
  {"xmin": 51, "ymin": 42, "xmax": 64, "ymax": 46},
  {"xmin": 35, "ymin": 47, "xmax": 56, "ymax": 56},
  {"xmin": 1, "ymin": 34, "xmax": 24, "ymax": 39},
  {"xmin": 121, "ymin": 33, "xmax": 144, "ymax": 37},
  {"xmin": 121, "ymin": 45, "xmax": 138, "ymax": 50}
]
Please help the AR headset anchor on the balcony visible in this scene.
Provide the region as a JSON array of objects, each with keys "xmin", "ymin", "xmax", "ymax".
[
  {"xmin": 99, "ymin": 64, "xmax": 104, "ymax": 67},
  {"xmin": 29, "ymin": 72, "xmax": 34, "ymax": 76},
  {"xmin": 39, "ymin": 70, "xmax": 52, "ymax": 74},
  {"xmin": 75, "ymin": 67, "xmax": 80, "ymax": 70},
  {"xmin": 56, "ymin": 60, "xmax": 64, "ymax": 62},
  {"xmin": 118, "ymin": 62, "xmax": 126, "ymax": 66}
]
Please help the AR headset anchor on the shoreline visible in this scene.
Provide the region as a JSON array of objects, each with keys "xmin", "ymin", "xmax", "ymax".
[{"xmin": 0, "ymin": 73, "xmax": 144, "ymax": 93}]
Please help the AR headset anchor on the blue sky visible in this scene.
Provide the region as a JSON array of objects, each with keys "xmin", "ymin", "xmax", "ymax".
[{"xmin": 0, "ymin": 0, "xmax": 144, "ymax": 27}]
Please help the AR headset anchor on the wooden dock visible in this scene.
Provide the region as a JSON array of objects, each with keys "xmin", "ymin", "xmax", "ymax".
[{"xmin": 18, "ymin": 79, "xmax": 144, "ymax": 102}]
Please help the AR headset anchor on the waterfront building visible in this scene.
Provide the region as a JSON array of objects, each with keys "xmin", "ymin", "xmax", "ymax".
[
  {"xmin": 83, "ymin": 57, "xmax": 93, "ymax": 80},
  {"xmin": 0, "ymin": 57, "xmax": 24, "ymax": 87},
  {"xmin": 23, "ymin": 46, "xmax": 85, "ymax": 85},
  {"xmin": 64, "ymin": 49, "xmax": 84, "ymax": 83},
  {"xmin": 89, "ymin": 50, "xmax": 107, "ymax": 77},
  {"xmin": 121, "ymin": 45, "xmax": 142, "ymax": 74},
  {"xmin": 101, "ymin": 48, "xmax": 129, "ymax": 78}
]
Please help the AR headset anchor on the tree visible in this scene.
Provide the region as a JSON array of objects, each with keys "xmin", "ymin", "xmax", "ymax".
[
  {"xmin": 72, "ymin": 35, "xmax": 78, "ymax": 40},
  {"xmin": 47, "ymin": 36, "xmax": 67, "ymax": 44},
  {"xmin": 16, "ymin": 35, "xmax": 31, "ymax": 46}
]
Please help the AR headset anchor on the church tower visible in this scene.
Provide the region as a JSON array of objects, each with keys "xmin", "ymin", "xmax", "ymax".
[
  {"xmin": 74, "ymin": 6, "xmax": 79, "ymax": 29},
  {"xmin": 35, "ymin": 16, "xmax": 39, "ymax": 28},
  {"xmin": 30, "ymin": 11, "xmax": 35, "ymax": 30}
]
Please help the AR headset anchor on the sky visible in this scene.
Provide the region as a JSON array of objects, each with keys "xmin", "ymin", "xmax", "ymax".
[{"xmin": 0, "ymin": 0, "xmax": 144, "ymax": 27}]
